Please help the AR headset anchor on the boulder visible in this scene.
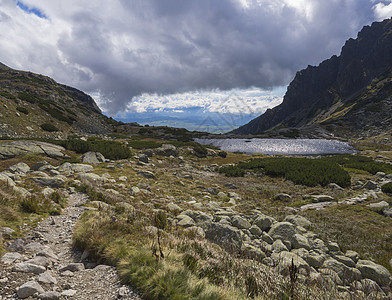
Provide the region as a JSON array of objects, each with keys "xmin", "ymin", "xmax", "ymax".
[
  {"xmin": 268, "ymin": 222, "xmax": 297, "ymax": 241},
  {"xmin": 383, "ymin": 207, "xmax": 392, "ymax": 217},
  {"xmin": 38, "ymin": 271, "xmax": 57, "ymax": 285},
  {"xmin": 78, "ymin": 173, "xmax": 102, "ymax": 183},
  {"xmin": 0, "ymin": 141, "xmax": 66, "ymax": 160},
  {"xmin": 274, "ymin": 193, "xmax": 292, "ymax": 201},
  {"xmin": 176, "ymin": 215, "xmax": 196, "ymax": 227},
  {"xmin": 368, "ymin": 201, "xmax": 389, "ymax": 209},
  {"xmin": 272, "ymin": 239, "xmax": 289, "ymax": 253},
  {"xmin": 362, "ymin": 181, "xmax": 378, "ymax": 190},
  {"xmin": 17, "ymin": 280, "xmax": 44, "ymax": 299},
  {"xmin": 31, "ymin": 177, "xmax": 65, "ymax": 188},
  {"xmin": 326, "ymin": 241, "xmax": 341, "ymax": 253},
  {"xmin": 41, "ymin": 187, "xmax": 55, "ymax": 197},
  {"xmin": 284, "ymin": 215, "xmax": 311, "ymax": 227},
  {"xmin": 39, "ymin": 291, "xmax": 60, "ymax": 300},
  {"xmin": 166, "ymin": 202, "xmax": 182, "ymax": 213},
  {"xmin": 59, "ymin": 263, "xmax": 85, "ymax": 273},
  {"xmin": 81, "ymin": 151, "xmax": 105, "ymax": 164},
  {"xmin": 249, "ymin": 225, "xmax": 262, "ymax": 236},
  {"xmin": 356, "ymin": 259, "xmax": 392, "ymax": 287},
  {"xmin": 205, "ymin": 222, "xmax": 243, "ymax": 250},
  {"xmin": 241, "ymin": 242, "xmax": 266, "ymax": 260},
  {"xmin": 0, "ymin": 173, "xmax": 16, "ymax": 186},
  {"xmin": 271, "ymin": 251, "xmax": 309, "ymax": 275},
  {"xmin": 155, "ymin": 144, "xmax": 178, "ymax": 157},
  {"xmin": 31, "ymin": 161, "xmax": 50, "ymax": 171},
  {"xmin": 138, "ymin": 154, "xmax": 149, "ymax": 163},
  {"xmin": 58, "ymin": 162, "xmax": 94, "ymax": 174},
  {"xmin": 231, "ymin": 215, "xmax": 251, "ymax": 230},
  {"xmin": 253, "ymin": 214, "xmax": 275, "ymax": 231},
  {"xmin": 311, "ymin": 195, "xmax": 335, "ymax": 203},
  {"xmin": 335, "ymin": 255, "xmax": 356, "ymax": 268},
  {"xmin": 1, "ymin": 252, "xmax": 22, "ymax": 264},
  {"xmin": 345, "ymin": 250, "xmax": 360, "ymax": 263},
  {"xmin": 13, "ymin": 262, "xmax": 46, "ymax": 274},
  {"xmin": 291, "ymin": 234, "xmax": 310, "ymax": 250},
  {"xmin": 306, "ymin": 253, "xmax": 326, "ymax": 268},
  {"xmin": 8, "ymin": 162, "xmax": 30, "ymax": 174},
  {"xmin": 26, "ymin": 256, "xmax": 52, "ymax": 268},
  {"xmin": 322, "ymin": 258, "xmax": 361, "ymax": 284},
  {"xmin": 206, "ymin": 187, "xmax": 219, "ymax": 195},
  {"xmin": 137, "ymin": 170, "xmax": 155, "ymax": 179},
  {"xmin": 181, "ymin": 210, "xmax": 213, "ymax": 227}
]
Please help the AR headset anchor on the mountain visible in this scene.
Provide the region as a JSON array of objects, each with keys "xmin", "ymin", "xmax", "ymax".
[
  {"xmin": 0, "ymin": 63, "xmax": 116, "ymax": 138},
  {"xmin": 232, "ymin": 18, "xmax": 392, "ymax": 138}
]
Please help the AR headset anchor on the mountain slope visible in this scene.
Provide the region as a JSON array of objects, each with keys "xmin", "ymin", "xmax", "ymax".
[
  {"xmin": 232, "ymin": 18, "xmax": 392, "ymax": 138},
  {"xmin": 0, "ymin": 63, "xmax": 115, "ymax": 137}
]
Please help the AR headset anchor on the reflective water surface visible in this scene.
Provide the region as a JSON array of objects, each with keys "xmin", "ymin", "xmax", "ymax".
[{"xmin": 194, "ymin": 138, "xmax": 356, "ymax": 155}]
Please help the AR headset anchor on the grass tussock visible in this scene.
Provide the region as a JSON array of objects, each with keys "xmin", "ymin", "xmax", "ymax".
[{"xmin": 72, "ymin": 191, "xmax": 347, "ymax": 300}]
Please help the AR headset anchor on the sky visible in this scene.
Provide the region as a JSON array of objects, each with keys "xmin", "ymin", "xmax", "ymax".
[{"xmin": 1, "ymin": 0, "xmax": 392, "ymax": 131}]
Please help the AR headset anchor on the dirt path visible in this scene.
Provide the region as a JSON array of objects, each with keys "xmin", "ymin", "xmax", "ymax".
[{"xmin": 0, "ymin": 192, "xmax": 141, "ymax": 299}]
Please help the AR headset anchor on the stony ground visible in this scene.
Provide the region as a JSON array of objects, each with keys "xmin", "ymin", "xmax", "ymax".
[{"xmin": 0, "ymin": 192, "xmax": 141, "ymax": 300}]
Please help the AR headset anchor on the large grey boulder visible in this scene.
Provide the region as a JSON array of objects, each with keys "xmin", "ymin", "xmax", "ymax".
[
  {"xmin": 155, "ymin": 144, "xmax": 178, "ymax": 157},
  {"xmin": 38, "ymin": 271, "xmax": 58, "ymax": 285},
  {"xmin": 253, "ymin": 214, "xmax": 275, "ymax": 231},
  {"xmin": 137, "ymin": 170, "xmax": 155, "ymax": 179},
  {"xmin": 13, "ymin": 262, "xmax": 46, "ymax": 274},
  {"xmin": 356, "ymin": 260, "xmax": 392, "ymax": 287},
  {"xmin": 268, "ymin": 222, "xmax": 297, "ymax": 241},
  {"xmin": 231, "ymin": 215, "xmax": 251, "ymax": 229},
  {"xmin": 322, "ymin": 258, "xmax": 361, "ymax": 284},
  {"xmin": 59, "ymin": 263, "xmax": 85, "ymax": 273},
  {"xmin": 31, "ymin": 177, "xmax": 65, "ymax": 188},
  {"xmin": 77, "ymin": 173, "xmax": 102, "ymax": 183},
  {"xmin": 362, "ymin": 181, "xmax": 378, "ymax": 190},
  {"xmin": 181, "ymin": 210, "xmax": 213, "ymax": 228},
  {"xmin": 1, "ymin": 252, "xmax": 22, "ymax": 264},
  {"xmin": 274, "ymin": 193, "xmax": 292, "ymax": 201},
  {"xmin": 271, "ymin": 251, "xmax": 310, "ymax": 275},
  {"xmin": 17, "ymin": 280, "xmax": 44, "ymax": 299},
  {"xmin": 241, "ymin": 242, "xmax": 266, "ymax": 260},
  {"xmin": 0, "ymin": 173, "xmax": 15, "ymax": 186},
  {"xmin": 205, "ymin": 222, "xmax": 243, "ymax": 250},
  {"xmin": 38, "ymin": 291, "xmax": 61, "ymax": 300},
  {"xmin": 311, "ymin": 195, "xmax": 335, "ymax": 203},
  {"xmin": 0, "ymin": 141, "xmax": 67, "ymax": 159},
  {"xmin": 284, "ymin": 215, "xmax": 311, "ymax": 228},
  {"xmin": 58, "ymin": 163, "xmax": 94, "ymax": 174},
  {"xmin": 81, "ymin": 151, "xmax": 105, "ymax": 164},
  {"xmin": 8, "ymin": 162, "xmax": 30, "ymax": 174},
  {"xmin": 176, "ymin": 215, "xmax": 196, "ymax": 227},
  {"xmin": 291, "ymin": 234, "xmax": 310, "ymax": 250}
]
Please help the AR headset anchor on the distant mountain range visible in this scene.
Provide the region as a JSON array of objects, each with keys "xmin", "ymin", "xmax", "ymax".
[{"xmin": 232, "ymin": 18, "xmax": 392, "ymax": 139}]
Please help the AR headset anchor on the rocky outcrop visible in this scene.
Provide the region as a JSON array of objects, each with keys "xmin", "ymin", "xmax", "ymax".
[
  {"xmin": 232, "ymin": 18, "xmax": 392, "ymax": 138},
  {"xmin": 0, "ymin": 141, "xmax": 67, "ymax": 159}
]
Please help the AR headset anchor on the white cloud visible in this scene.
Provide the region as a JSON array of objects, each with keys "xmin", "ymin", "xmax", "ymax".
[
  {"xmin": 125, "ymin": 87, "xmax": 282, "ymax": 115},
  {"xmin": 373, "ymin": 1, "xmax": 392, "ymax": 20}
]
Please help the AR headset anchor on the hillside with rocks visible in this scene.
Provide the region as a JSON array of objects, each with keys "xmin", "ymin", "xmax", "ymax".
[
  {"xmin": 232, "ymin": 18, "xmax": 392, "ymax": 139},
  {"xmin": 1, "ymin": 137, "xmax": 392, "ymax": 299},
  {"xmin": 0, "ymin": 63, "xmax": 116, "ymax": 138}
]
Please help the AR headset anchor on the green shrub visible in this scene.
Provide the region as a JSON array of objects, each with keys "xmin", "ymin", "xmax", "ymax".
[
  {"xmin": 233, "ymin": 157, "xmax": 351, "ymax": 187},
  {"xmin": 219, "ymin": 165, "xmax": 245, "ymax": 177},
  {"xmin": 322, "ymin": 155, "xmax": 392, "ymax": 175},
  {"xmin": 16, "ymin": 106, "xmax": 29, "ymax": 114},
  {"xmin": 0, "ymin": 91, "xmax": 17, "ymax": 101},
  {"xmin": 218, "ymin": 151, "xmax": 227, "ymax": 158},
  {"xmin": 381, "ymin": 182, "xmax": 392, "ymax": 194},
  {"xmin": 40, "ymin": 123, "xmax": 59, "ymax": 132},
  {"xmin": 60, "ymin": 139, "xmax": 131, "ymax": 160},
  {"xmin": 193, "ymin": 144, "xmax": 208, "ymax": 158},
  {"xmin": 18, "ymin": 92, "xmax": 36, "ymax": 103},
  {"xmin": 20, "ymin": 196, "xmax": 40, "ymax": 213},
  {"xmin": 127, "ymin": 140, "xmax": 163, "ymax": 149}
]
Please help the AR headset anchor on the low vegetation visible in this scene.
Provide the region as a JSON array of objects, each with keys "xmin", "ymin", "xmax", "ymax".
[
  {"xmin": 16, "ymin": 106, "xmax": 29, "ymax": 115},
  {"xmin": 220, "ymin": 157, "xmax": 351, "ymax": 187},
  {"xmin": 381, "ymin": 182, "xmax": 392, "ymax": 194},
  {"xmin": 40, "ymin": 123, "xmax": 59, "ymax": 132}
]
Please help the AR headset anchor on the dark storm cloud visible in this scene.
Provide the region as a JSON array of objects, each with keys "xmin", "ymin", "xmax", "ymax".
[{"xmin": 1, "ymin": 0, "xmax": 382, "ymax": 114}]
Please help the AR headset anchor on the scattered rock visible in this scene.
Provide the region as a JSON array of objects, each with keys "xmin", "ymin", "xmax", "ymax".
[
  {"xmin": 311, "ymin": 195, "xmax": 335, "ymax": 203},
  {"xmin": 253, "ymin": 214, "xmax": 275, "ymax": 231},
  {"xmin": 274, "ymin": 193, "xmax": 292, "ymax": 201},
  {"xmin": 31, "ymin": 177, "xmax": 65, "ymax": 188},
  {"xmin": 362, "ymin": 181, "xmax": 378, "ymax": 190},
  {"xmin": 8, "ymin": 162, "xmax": 30, "ymax": 174},
  {"xmin": 17, "ymin": 280, "xmax": 44, "ymax": 299},
  {"xmin": 206, "ymin": 187, "xmax": 219, "ymax": 195},
  {"xmin": 283, "ymin": 215, "xmax": 311, "ymax": 227},
  {"xmin": 38, "ymin": 291, "xmax": 60, "ymax": 300},
  {"xmin": 59, "ymin": 262, "xmax": 85, "ymax": 273},
  {"xmin": 61, "ymin": 289, "xmax": 77, "ymax": 297},
  {"xmin": 138, "ymin": 154, "xmax": 149, "ymax": 163},
  {"xmin": 231, "ymin": 215, "xmax": 251, "ymax": 229},
  {"xmin": 12, "ymin": 262, "xmax": 46, "ymax": 274},
  {"xmin": 78, "ymin": 172, "xmax": 102, "ymax": 183},
  {"xmin": 356, "ymin": 260, "xmax": 392, "ymax": 287},
  {"xmin": 367, "ymin": 201, "xmax": 389, "ymax": 209},
  {"xmin": 155, "ymin": 144, "xmax": 178, "ymax": 157},
  {"xmin": 38, "ymin": 271, "xmax": 57, "ymax": 284},
  {"xmin": 81, "ymin": 151, "xmax": 105, "ymax": 164},
  {"xmin": 1, "ymin": 252, "xmax": 22, "ymax": 264},
  {"xmin": 268, "ymin": 222, "xmax": 297, "ymax": 242},
  {"xmin": 137, "ymin": 170, "xmax": 155, "ymax": 179},
  {"xmin": 0, "ymin": 141, "xmax": 67, "ymax": 160}
]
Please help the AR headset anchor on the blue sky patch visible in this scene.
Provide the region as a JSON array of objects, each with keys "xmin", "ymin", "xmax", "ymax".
[{"xmin": 17, "ymin": 1, "xmax": 47, "ymax": 19}]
